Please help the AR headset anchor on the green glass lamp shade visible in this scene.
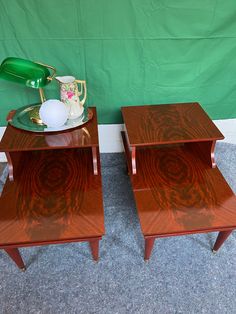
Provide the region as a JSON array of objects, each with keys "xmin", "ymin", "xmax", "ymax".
[{"xmin": 0, "ymin": 57, "xmax": 55, "ymax": 89}]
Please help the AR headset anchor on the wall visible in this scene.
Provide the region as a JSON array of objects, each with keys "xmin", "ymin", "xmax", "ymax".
[{"xmin": 1, "ymin": 0, "xmax": 236, "ymax": 125}]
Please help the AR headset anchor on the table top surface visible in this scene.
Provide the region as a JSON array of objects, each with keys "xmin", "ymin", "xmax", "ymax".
[
  {"xmin": 131, "ymin": 145, "xmax": 236, "ymax": 236},
  {"xmin": 0, "ymin": 148, "xmax": 105, "ymax": 247},
  {"xmin": 0, "ymin": 107, "xmax": 99, "ymax": 153},
  {"xmin": 122, "ymin": 103, "xmax": 224, "ymax": 146}
]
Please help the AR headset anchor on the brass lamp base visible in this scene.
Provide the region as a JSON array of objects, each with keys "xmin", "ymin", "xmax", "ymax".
[{"xmin": 29, "ymin": 107, "xmax": 44, "ymax": 125}]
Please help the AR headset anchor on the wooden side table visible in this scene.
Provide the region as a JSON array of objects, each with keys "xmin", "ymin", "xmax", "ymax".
[
  {"xmin": 0, "ymin": 107, "xmax": 105, "ymax": 270},
  {"xmin": 122, "ymin": 103, "xmax": 236, "ymax": 260}
]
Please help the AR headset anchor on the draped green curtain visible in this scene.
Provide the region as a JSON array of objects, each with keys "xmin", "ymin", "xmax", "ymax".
[{"xmin": 1, "ymin": 0, "xmax": 236, "ymax": 125}]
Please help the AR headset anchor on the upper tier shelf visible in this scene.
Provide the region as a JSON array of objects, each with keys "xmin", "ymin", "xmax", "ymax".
[
  {"xmin": 122, "ymin": 103, "xmax": 224, "ymax": 146},
  {"xmin": 0, "ymin": 107, "xmax": 99, "ymax": 152}
]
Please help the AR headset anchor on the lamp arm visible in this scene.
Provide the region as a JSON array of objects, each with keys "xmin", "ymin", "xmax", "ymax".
[{"xmin": 39, "ymin": 88, "xmax": 46, "ymax": 103}]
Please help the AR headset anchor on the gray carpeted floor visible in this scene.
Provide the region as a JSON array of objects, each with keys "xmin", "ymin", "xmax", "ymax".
[{"xmin": 0, "ymin": 142, "xmax": 235, "ymax": 314}]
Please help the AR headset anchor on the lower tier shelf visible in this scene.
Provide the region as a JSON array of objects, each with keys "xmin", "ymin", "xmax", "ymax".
[
  {"xmin": 127, "ymin": 144, "xmax": 236, "ymax": 236},
  {"xmin": 0, "ymin": 148, "xmax": 105, "ymax": 247}
]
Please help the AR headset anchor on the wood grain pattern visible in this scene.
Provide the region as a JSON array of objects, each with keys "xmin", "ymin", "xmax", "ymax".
[
  {"xmin": 121, "ymin": 103, "xmax": 224, "ymax": 146},
  {"xmin": 130, "ymin": 145, "xmax": 236, "ymax": 236},
  {"xmin": 186, "ymin": 140, "xmax": 216, "ymax": 168},
  {"xmin": 0, "ymin": 148, "xmax": 105, "ymax": 247},
  {"xmin": 0, "ymin": 107, "xmax": 99, "ymax": 152}
]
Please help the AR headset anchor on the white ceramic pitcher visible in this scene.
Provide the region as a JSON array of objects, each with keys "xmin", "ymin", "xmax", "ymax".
[{"xmin": 55, "ymin": 76, "xmax": 87, "ymax": 119}]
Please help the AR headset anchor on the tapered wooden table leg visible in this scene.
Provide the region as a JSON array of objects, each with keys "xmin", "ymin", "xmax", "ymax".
[
  {"xmin": 89, "ymin": 239, "xmax": 99, "ymax": 261},
  {"xmin": 144, "ymin": 237, "xmax": 155, "ymax": 261},
  {"xmin": 212, "ymin": 230, "xmax": 233, "ymax": 253},
  {"xmin": 4, "ymin": 248, "xmax": 26, "ymax": 271}
]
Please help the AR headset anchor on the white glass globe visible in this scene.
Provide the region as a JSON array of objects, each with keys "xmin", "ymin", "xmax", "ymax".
[{"xmin": 39, "ymin": 99, "xmax": 69, "ymax": 128}]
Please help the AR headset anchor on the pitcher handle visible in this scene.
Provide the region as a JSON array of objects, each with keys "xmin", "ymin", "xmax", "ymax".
[{"xmin": 75, "ymin": 79, "xmax": 87, "ymax": 106}]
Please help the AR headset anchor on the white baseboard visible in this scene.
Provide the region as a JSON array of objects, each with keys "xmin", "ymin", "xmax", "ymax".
[
  {"xmin": 98, "ymin": 124, "xmax": 124, "ymax": 153},
  {"xmin": 213, "ymin": 119, "xmax": 236, "ymax": 145},
  {"xmin": 0, "ymin": 119, "xmax": 235, "ymax": 162}
]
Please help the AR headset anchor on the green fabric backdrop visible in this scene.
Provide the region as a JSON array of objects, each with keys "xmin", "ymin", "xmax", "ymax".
[{"xmin": 1, "ymin": 0, "xmax": 236, "ymax": 125}]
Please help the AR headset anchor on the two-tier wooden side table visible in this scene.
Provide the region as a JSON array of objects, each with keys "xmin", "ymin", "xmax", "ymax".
[
  {"xmin": 121, "ymin": 103, "xmax": 236, "ymax": 260},
  {"xmin": 0, "ymin": 107, "xmax": 105, "ymax": 270}
]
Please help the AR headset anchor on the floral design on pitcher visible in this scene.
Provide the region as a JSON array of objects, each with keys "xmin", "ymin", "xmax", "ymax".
[{"xmin": 56, "ymin": 76, "xmax": 87, "ymax": 119}]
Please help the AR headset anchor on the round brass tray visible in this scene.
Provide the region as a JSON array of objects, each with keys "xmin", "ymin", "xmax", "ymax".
[{"xmin": 9, "ymin": 104, "xmax": 93, "ymax": 132}]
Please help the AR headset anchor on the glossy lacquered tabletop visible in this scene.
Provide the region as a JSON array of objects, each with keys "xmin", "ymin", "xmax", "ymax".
[
  {"xmin": 0, "ymin": 148, "xmax": 105, "ymax": 246},
  {"xmin": 0, "ymin": 107, "xmax": 98, "ymax": 152},
  {"xmin": 122, "ymin": 103, "xmax": 224, "ymax": 146},
  {"xmin": 131, "ymin": 145, "xmax": 236, "ymax": 236}
]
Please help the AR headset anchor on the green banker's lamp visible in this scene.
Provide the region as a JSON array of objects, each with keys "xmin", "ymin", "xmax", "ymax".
[{"xmin": 0, "ymin": 57, "xmax": 56, "ymax": 124}]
